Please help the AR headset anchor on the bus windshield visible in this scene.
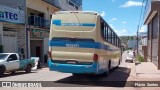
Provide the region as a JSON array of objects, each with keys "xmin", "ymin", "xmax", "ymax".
[{"xmin": 52, "ymin": 13, "xmax": 97, "ymax": 31}]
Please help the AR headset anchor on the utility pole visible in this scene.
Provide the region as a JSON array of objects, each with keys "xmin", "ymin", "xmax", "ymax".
[{"xmin": 137, "ymin": 25, "xmax": 139, "ymax": 54}]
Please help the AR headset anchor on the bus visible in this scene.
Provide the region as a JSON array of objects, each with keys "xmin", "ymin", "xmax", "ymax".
[{"xmin": 48, "ymin": 11, "xmax": 122, "ymax": 75}]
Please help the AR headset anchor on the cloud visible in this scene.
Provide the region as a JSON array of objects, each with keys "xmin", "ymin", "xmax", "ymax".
[
  {"xmin": 111, "ymin": 18, "xmax": 117, "ymax": 21},
  {"xmin": 139, "ymin": 26, "xmax": 147, "ymax": 32},
  {"xmin": 120, "ymin": 1, "xmax": 144, "ymax": 8},
  {"xmin": 110, "ymin": 25, "xmax": 115, "ymax": 29},
  {"xmin": 122, "ymin": 21, "xmax": 127, "ymax": 24},
  {"xmin": 100, "ymin": 11, "xmax": 105, "ymax": 17},
  {"xmin": 114, "ymin": 29, "xmax": 128, "ymax": 36}
]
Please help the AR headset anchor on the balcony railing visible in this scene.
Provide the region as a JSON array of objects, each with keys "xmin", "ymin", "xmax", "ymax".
[{"xmin": 28, "ymin": 15, "xmax": 50, "ymax": 29}]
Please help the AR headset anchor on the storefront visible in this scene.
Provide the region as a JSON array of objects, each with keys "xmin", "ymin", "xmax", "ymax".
[
  {"xmin": 27, "ymin": 27, "xmax": 49, "ymax": 63},
  {"xmin": 0, "ymin": 5, "xmax": 25, "ymax": 56}
]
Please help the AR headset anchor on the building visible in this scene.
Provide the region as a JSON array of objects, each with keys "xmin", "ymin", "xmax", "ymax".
[
  {"xmin": 26, "ymin": 0, "xmax": 60, "ymax": 63},
  {"xmin": 139, "ymin": 32, "xmax": 148, "ymax": 62},
  {"xmin": 44, "ymin": 0, "xmax": 82, "ymax": 11},
  {"xmin": 0, "ymin": 0, "xmax": 82, "ymax": 64},
  {"xmin": 128, "ymin": 40, "xmax": 137, "ymax": 49},
  {"xmin": 144, "ymin": 0, "xmax": 160, "ymax": 69},
  {"xmin": 26, "ymin": 0, "xmax": 82, "ymax": 64},
  {"xmin": 0, "ymin": 0, "xmax": 26, "ymax": 58},
  {"xmin": 139, "ymin": 32, "xmax": 147, "ymax": 46}
]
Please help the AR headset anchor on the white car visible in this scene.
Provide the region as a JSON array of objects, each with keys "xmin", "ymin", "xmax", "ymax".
[
  {"xmin": 31, "ymin": 57, "xmax": 39, "ymax": 70},
  {"xmin": 125, "ymin": 51, "xmax": 135, "ymax": 63}
]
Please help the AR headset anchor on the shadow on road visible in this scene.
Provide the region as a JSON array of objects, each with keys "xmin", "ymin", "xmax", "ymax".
[{"xmin": 54, "ymin": 67, "xmax": 131, "ymax": 87}]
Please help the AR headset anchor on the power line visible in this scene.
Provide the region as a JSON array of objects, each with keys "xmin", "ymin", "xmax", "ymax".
[
  {"xmin": 137, "ymin": 0, "xmax": 146, "ymax": 53},
  {"xmin": 138, "ymin": 0, "xmax": 145, "ymax": 31}
]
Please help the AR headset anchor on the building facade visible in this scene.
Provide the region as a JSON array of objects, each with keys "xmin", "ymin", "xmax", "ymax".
[
  {"xmin": 139, "ymin": 32, "xmax": 148, "ymax": 62},
  {"xmin": 0, "ymin": 0, "xmax": 26, "ymax": 59},
  {"xmin": 26, "ymin": 0, "xmax": 82, "ymax": 64},
  {"xmin": 26, "ymin": 0, "xmax": 60, "ymax": 63},
  {"xmin": 44, "ymin": 0, "xmax": 82, "ymax": 11},
  {"xmin": 144, "ymin": 0, "xmax": 160, "ymax": 69},
  {"xmin": 0, "ymin": 0, "xmax": 82, "ymax": 64}
]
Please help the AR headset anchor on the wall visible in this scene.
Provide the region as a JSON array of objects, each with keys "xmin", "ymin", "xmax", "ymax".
[
  {"xmin": 0, "ymin": 0, "xmax": 26, "ymax": 11},
  {"xmin": 0, "ymin": 0, "xmax": 26, "ymax": 56},
  {"xmin": 27, "ymin": 0, "xmax": 59, "ymax": 20},
  {"xmin": 44, "ymin": 0, "xmax": 82, "ymax": 11}
]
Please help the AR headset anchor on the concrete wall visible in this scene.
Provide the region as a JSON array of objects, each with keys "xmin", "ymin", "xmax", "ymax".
[
  {"xmin": 0, "ymin": 0, "xmax": 26, "ymax": 11},
  {"xmin": 44, "ymin": 0, "xmax": 82, "ymax": 11}
]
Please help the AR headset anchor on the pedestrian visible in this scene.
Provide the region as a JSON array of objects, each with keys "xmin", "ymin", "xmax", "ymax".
[{"xmin": 133, "ymin": 50, "xmax": 135, "ymax": 57}]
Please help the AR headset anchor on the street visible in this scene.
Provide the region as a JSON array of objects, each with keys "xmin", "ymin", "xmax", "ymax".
[{"xmin": 0, "ymin": 51, "xmax": 160, "ymax": 90}]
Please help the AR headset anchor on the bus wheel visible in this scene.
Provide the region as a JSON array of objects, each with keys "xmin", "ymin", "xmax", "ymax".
[
  {"xmin": 118, "ymin": 59, "xmax": 121, "ymax": 65},
  {"xmin": 101, "ymin": 61, "xmax": 111, "ymax": 77},
  {"xmin": 72, "ymin": 73, "xmax": 81, "ymax": 76}
]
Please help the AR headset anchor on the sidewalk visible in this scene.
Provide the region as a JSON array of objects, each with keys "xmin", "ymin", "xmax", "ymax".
[{"xmin": 135, "ymin": 62, "xmax": 160, "ymax": 78}]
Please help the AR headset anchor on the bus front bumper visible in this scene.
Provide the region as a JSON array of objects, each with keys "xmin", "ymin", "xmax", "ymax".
[{"xmin": 48, "ymin": 59, "xmax": 98, "ymax": 74}]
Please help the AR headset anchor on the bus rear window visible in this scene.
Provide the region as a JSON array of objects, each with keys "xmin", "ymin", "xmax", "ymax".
[
  {"xmin": 52, "ymin": 37, "xmax": 95, "ymax": 42},
  {"xmin": 52, "ymin": 14, "xmax": 97, "ymax": 31}
]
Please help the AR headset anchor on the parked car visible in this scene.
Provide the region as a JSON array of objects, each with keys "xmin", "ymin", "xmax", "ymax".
[
  {"xmin": 31, "ymin": 57, "xmax": 39, "ymax": 70},
  {"xmin": 0, "ymin": 53, "xmax": 35, "ymax": 77},
  {"xmin": 125, "ymin": 51, "xmax": 134, "ymax": 63}
]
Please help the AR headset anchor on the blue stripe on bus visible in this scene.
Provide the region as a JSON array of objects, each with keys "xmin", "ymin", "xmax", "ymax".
[
  {"xmin": 52, "ymin": 20, "xmax": 62, "ymax": 25},
  {"xmin": 48, "ymin": 59, "xmax": 99, "ymax": 74},
  {"xmin": 52, "ymin": 20, "xmax": 95, "ymax": 27},
  {"xmin": 48, "ymin": 41, "xmax": 109, "ymax": 50}
]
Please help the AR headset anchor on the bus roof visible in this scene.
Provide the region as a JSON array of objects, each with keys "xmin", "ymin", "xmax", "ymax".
[{"xmin": 54, "ymin": 11, "xmax": 98, "ymax": 15}]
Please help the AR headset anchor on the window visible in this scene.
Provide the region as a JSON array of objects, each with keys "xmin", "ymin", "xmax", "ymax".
[
  {"xmin": 8, "ymin": 54, "xmax": 17, "ymax": 61},
  {"xmin": 115, "ymin": 35, "xmax": 117, "ymax": 46},
  {"xmin": 118, "ymin": 39, "xmax": 121, "ymax": 47},
  {"xmin": 117, "ymin": 37, "xmax": 119, "ymax": 47},
  {"xmin": 106, "ymin": 25, "xmax": 108, "ymax": 41},
  {"xmin": 148, "ymin": 23, "xmax": 151, "ymax": 40},
  {"xmin": 112, "ymin": 31, "xmax": 115, "ymax": 44},
  {"xmin": 101, "ymin": 21, "xmax": 105, "ymax": 39},
  {"xmin": 69, "ymin": 1, "xmax": 74, "ymax": 6},
  {"xmin": 152, "ymin": 13, "xmax": 158, "ymax": 39},
  {"xmin": 108, "ymin": 28, "xmax": 112, "ymax": 43}
]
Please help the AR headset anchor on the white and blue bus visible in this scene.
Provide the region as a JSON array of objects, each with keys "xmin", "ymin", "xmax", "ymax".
[{"xmin": 48, "ymin": 11, "xmax": 122, "ymax": 75}]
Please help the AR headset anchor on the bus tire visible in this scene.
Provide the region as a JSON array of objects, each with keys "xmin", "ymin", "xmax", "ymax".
[
  {"xmin": 72, "ymin": 73, "xmax": 81, "ymax": 76},
  {"xmin": 118, "ymin": 59, "xmax": 121, "ymax": 65},
  {"xmin": 25, "ymin": 65, "xmax": 32, "ymax": 73},
  {"xmin": 101, "ymin": 61, "xmax": 111, "ymax": 77}
]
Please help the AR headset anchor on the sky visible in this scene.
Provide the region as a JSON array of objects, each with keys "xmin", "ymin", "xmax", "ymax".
[{"xmin": 83, "ymin": 0, "xmax": 147, "ymax": 36}]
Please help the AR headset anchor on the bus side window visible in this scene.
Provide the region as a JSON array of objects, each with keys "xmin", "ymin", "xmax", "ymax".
[
  {"xmin": 106, "ymin": 25, "xmax": 108, "ymax": 41},
  {"xmin": 108, "ymin": 28, "xmax": 111, "ymax": 43},
  {"xmin": 101, "ymin": 21, "xmax": 105, "ymax": 40}
]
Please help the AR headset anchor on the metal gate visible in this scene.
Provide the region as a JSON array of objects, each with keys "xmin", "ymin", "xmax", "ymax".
[{"xmin": 3, "ymin": 35, "xmax": 17, "ymax": 53}]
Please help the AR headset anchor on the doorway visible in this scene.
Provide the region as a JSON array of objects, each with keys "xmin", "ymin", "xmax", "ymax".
[{"xmin": 30, "ymin": 40, "xmax": 43, "ymax": 62}]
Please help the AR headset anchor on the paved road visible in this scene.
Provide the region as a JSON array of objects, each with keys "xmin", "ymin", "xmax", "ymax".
[
  {"xmin": 0, "ymin": 51, "xmax": 159, "ymax": 90},
  {"xmin": 0, "ymin": 51, "xmax": 135, "ymax": 81}
]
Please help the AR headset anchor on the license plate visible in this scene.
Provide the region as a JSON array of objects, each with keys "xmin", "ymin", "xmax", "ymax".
[{"xmin": 67, "ymin": 60, "xmax": 77, "ymax": 64}]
